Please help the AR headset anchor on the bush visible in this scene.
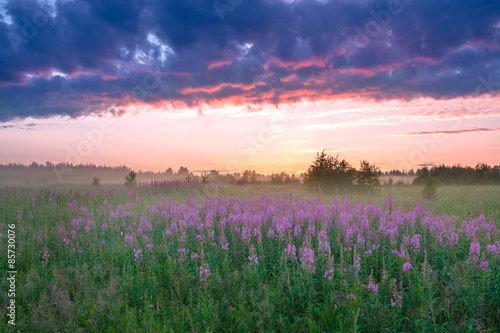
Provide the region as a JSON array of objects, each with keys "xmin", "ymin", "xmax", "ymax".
[
  {"xmin": 91, "ymin": 177, "xmax": 100, "ymax": 187},
  {"xmin": 124, "ymin": 171, "xmax": 138, "ymax": 187},
  {"xmin": 422, "ymin": 177, "xmax": 438, "ymax": 200}
]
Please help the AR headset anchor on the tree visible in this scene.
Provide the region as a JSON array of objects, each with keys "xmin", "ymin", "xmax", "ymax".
[
  {"xmin": 177, "ymin": 166, "xmax": 189, "ymax": 175},
  {"xmin": 303, "ymin": 151, "xmax": 333, "ymax": 188},
  {"xmin": 270, "ymin": 173, "xmax": 283, "ymax": 185},
  {"xmin": 303, "ymin": 151, "xmax": 356, "ymax": 190},
  {"xmin": 422, "ymin": 176, "xmax": 437, "ymax": 200},
  {"xmin": 356, "ymin": 160, "xmax": 380, "ymax": 191},
  {"xmin": 91, "ymin": 177, "xmax": 100, "ymax": 187},
  {"xmin": 124, "ymin": 171, "xmax": 138, "ymax": 187}
]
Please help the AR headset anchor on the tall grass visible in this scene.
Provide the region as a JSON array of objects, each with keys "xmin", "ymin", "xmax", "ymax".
[{"xmin": 0, "ymin": 185, "xmax": 499, "ymax": 332}]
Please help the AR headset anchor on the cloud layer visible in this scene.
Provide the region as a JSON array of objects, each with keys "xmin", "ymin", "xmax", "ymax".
[{"xmin": 1, "ymin": 0, "xmax": 499, "ymax": 121}]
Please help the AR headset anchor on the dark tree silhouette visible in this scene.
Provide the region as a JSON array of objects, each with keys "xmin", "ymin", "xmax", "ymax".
[
  {"xmin": 91, "ymin": 177, "xmax": 100, "ymax": 187},
  {"xmin": 356, "ymin": 160, "xmax": 380, "ymax": 191},
  {"xmin": 124, "ymin": 171, "xmax": 138, "ymax": 187},
  {"xmin": 303, "ymin": 151, "xmax": 356, "ymax": 190}
]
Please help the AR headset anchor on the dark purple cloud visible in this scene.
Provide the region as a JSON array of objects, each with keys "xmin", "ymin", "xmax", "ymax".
[{"xmin": 0, "ymin": 0, "xmax": 499, "ymax": 121}]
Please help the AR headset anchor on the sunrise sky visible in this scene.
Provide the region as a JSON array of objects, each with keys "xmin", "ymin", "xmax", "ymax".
[{"xmin": 0, "ymin": 0, "xmax": 499, "ymax": 174}]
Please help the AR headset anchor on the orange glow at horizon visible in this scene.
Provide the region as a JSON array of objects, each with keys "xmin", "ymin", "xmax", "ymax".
[{"xmin": 0, "ymin": 95, "xmax": 499, "ymax": 174}]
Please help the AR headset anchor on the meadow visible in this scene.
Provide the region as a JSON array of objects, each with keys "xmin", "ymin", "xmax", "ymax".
[{"xmin": 1, "ymin": 183, "xmax": 499, "ymax": 332}]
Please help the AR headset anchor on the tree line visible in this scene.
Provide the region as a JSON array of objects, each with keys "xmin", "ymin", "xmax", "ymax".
[{"xmin": 412, "ymin": 163, "xmax": 500, "ymax": 185}]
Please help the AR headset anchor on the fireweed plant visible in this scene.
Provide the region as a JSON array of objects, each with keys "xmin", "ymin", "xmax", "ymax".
[{"xmin": 0, "ymin": 186, "xmax": 499, "ymax": 332}]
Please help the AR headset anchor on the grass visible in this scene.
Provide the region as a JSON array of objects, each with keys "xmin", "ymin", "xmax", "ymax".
[{"xmin": 0, "ymin": 184, "xmax": 499, "ymax": 332}]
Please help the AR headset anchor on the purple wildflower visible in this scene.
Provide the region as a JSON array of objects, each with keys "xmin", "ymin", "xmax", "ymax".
[
  {"xmin": 469, "ymin": 240, "xmax": 481, "ymax": 262},
  {"xmin": 199, "ymin": 263, "xmax": 211, "ymax": 282},
  {"xmin": 403, "ymin": 261, "xmax": 413, "ymax": 272},
  {"xmin": 285, "ymin": 243, "xmax": 297, "ymax": 261},
  {"xmin": 324, "ymin": 268, "xmax": 334, "ymax": 282},
  {"xmin": 367, "ymin": 282, "xmax": 379, "ymax": 295},
  {"xmin": 134, "ymin": 248, "xmax": 142, "ymax": 262}
]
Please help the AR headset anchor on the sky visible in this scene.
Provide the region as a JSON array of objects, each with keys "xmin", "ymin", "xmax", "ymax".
[{"xmin": 0, "ymin": 0, "xmax": 499, "ymax": 174}]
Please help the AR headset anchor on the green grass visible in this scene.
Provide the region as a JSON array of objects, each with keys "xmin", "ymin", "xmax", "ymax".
[
  {"xmin": 220, "ymin": 184, "xmax": 500, "ymax": 220},
  {"xmin": 0, "ymin": 184, "xmax": 499, "ymax": 332}
]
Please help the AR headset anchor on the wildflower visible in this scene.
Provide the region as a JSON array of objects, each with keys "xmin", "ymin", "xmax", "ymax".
[
  {"xmin": 347, "ymin": 293, "xmax": 356, "ymax": 300},
  {"xmin": 486, "ymin": 241, "xmax": 500, "ymax": 258},
  {"xmin": 41, "ymin": 250, "xmax": 50, "ymax": 264},
  {"xmin": 480, "ymin": 261, "xmax": 489, "ymax": 271},
  {"xmin": 146, "ymin": 244, "xmax": 153, "ymax": 251},
  {"xmin": 284, "ymin": 243, "xmax": 297, "ymax": 261},
  {"xmin": 390, "ymin": 279, "xmax": 402, "ymax": 308},
  {"xmin": 248, "ymin": 245, "xmax": 259, "ymax": 265},
  {"xmin": 468, "ymin": 240, "xmax": 481, "ymax": 262},
  {"xmin": 199, "ymin": 263, "xmax": 211, "ymax": 282},
  {"xmin": 299, "ymin": 246, "xmax": 315, "ymax": 273},
  {"xmin": 177, "ymin": 248, "xmax": 188, "ymax": 262},
  {"xmin": 248, "ymin": 254, "xmax": 259, "ymax": 265},
  {"xmin": 366, "ymin": 270, "xmax": 378, "ymax": 295},
  {"xmin": 403, "ymin": 261, "xmax": 413, "ymax": 272},
  {"xmin": 267, "ymin": 229, "xmax": 275, "ymax": 239},
  {"xmin": 367, "ymin": 282, "xmax": 379, "ymax": 295},
  {"xmin": 353, "ymin": 255, "xmax": 361, "ymax": 271},
  {"xmin": 324, "ymin": 268, "xmax": 334, "ymax": 282},
  {"xmin": 382, "ymin": 258, "xmax": 387, "ymax": 280},
  {"xmin": 219, "ymin": 234, "xmax": 229, "ymax": 250},
  {"xmin": 294, "ymin": 225, "xmax": 301, "ymax": 238},
  {"xmin": 134, "ymin": 248, "xmax": 142, "ymax": 262},
  {"xmin": 124, "ymin": 234, "xmax": 134, "ymax": 246},
  {"xmin": 391, "ymin": 249, "xmax": 400, "ymax": 257},
  {"xmin": 191, "ymin": 252, "xmax": 198, "ymax": 261},
  {"xmin": 410, "ymin": 234, "xmax": 421, "ymax": 252}
]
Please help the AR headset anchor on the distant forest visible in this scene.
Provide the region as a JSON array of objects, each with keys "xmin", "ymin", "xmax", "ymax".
[
  {"xmin": 0, "ymin": 161, "xmax": 498, "ymax": 186},
  {"xmin": 412, "ymin": 163, "xmax": 500, "ymax": 185},
  {"xmin": 0, "ymin": 162, "xmax": 303, "ymax": 186}
]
